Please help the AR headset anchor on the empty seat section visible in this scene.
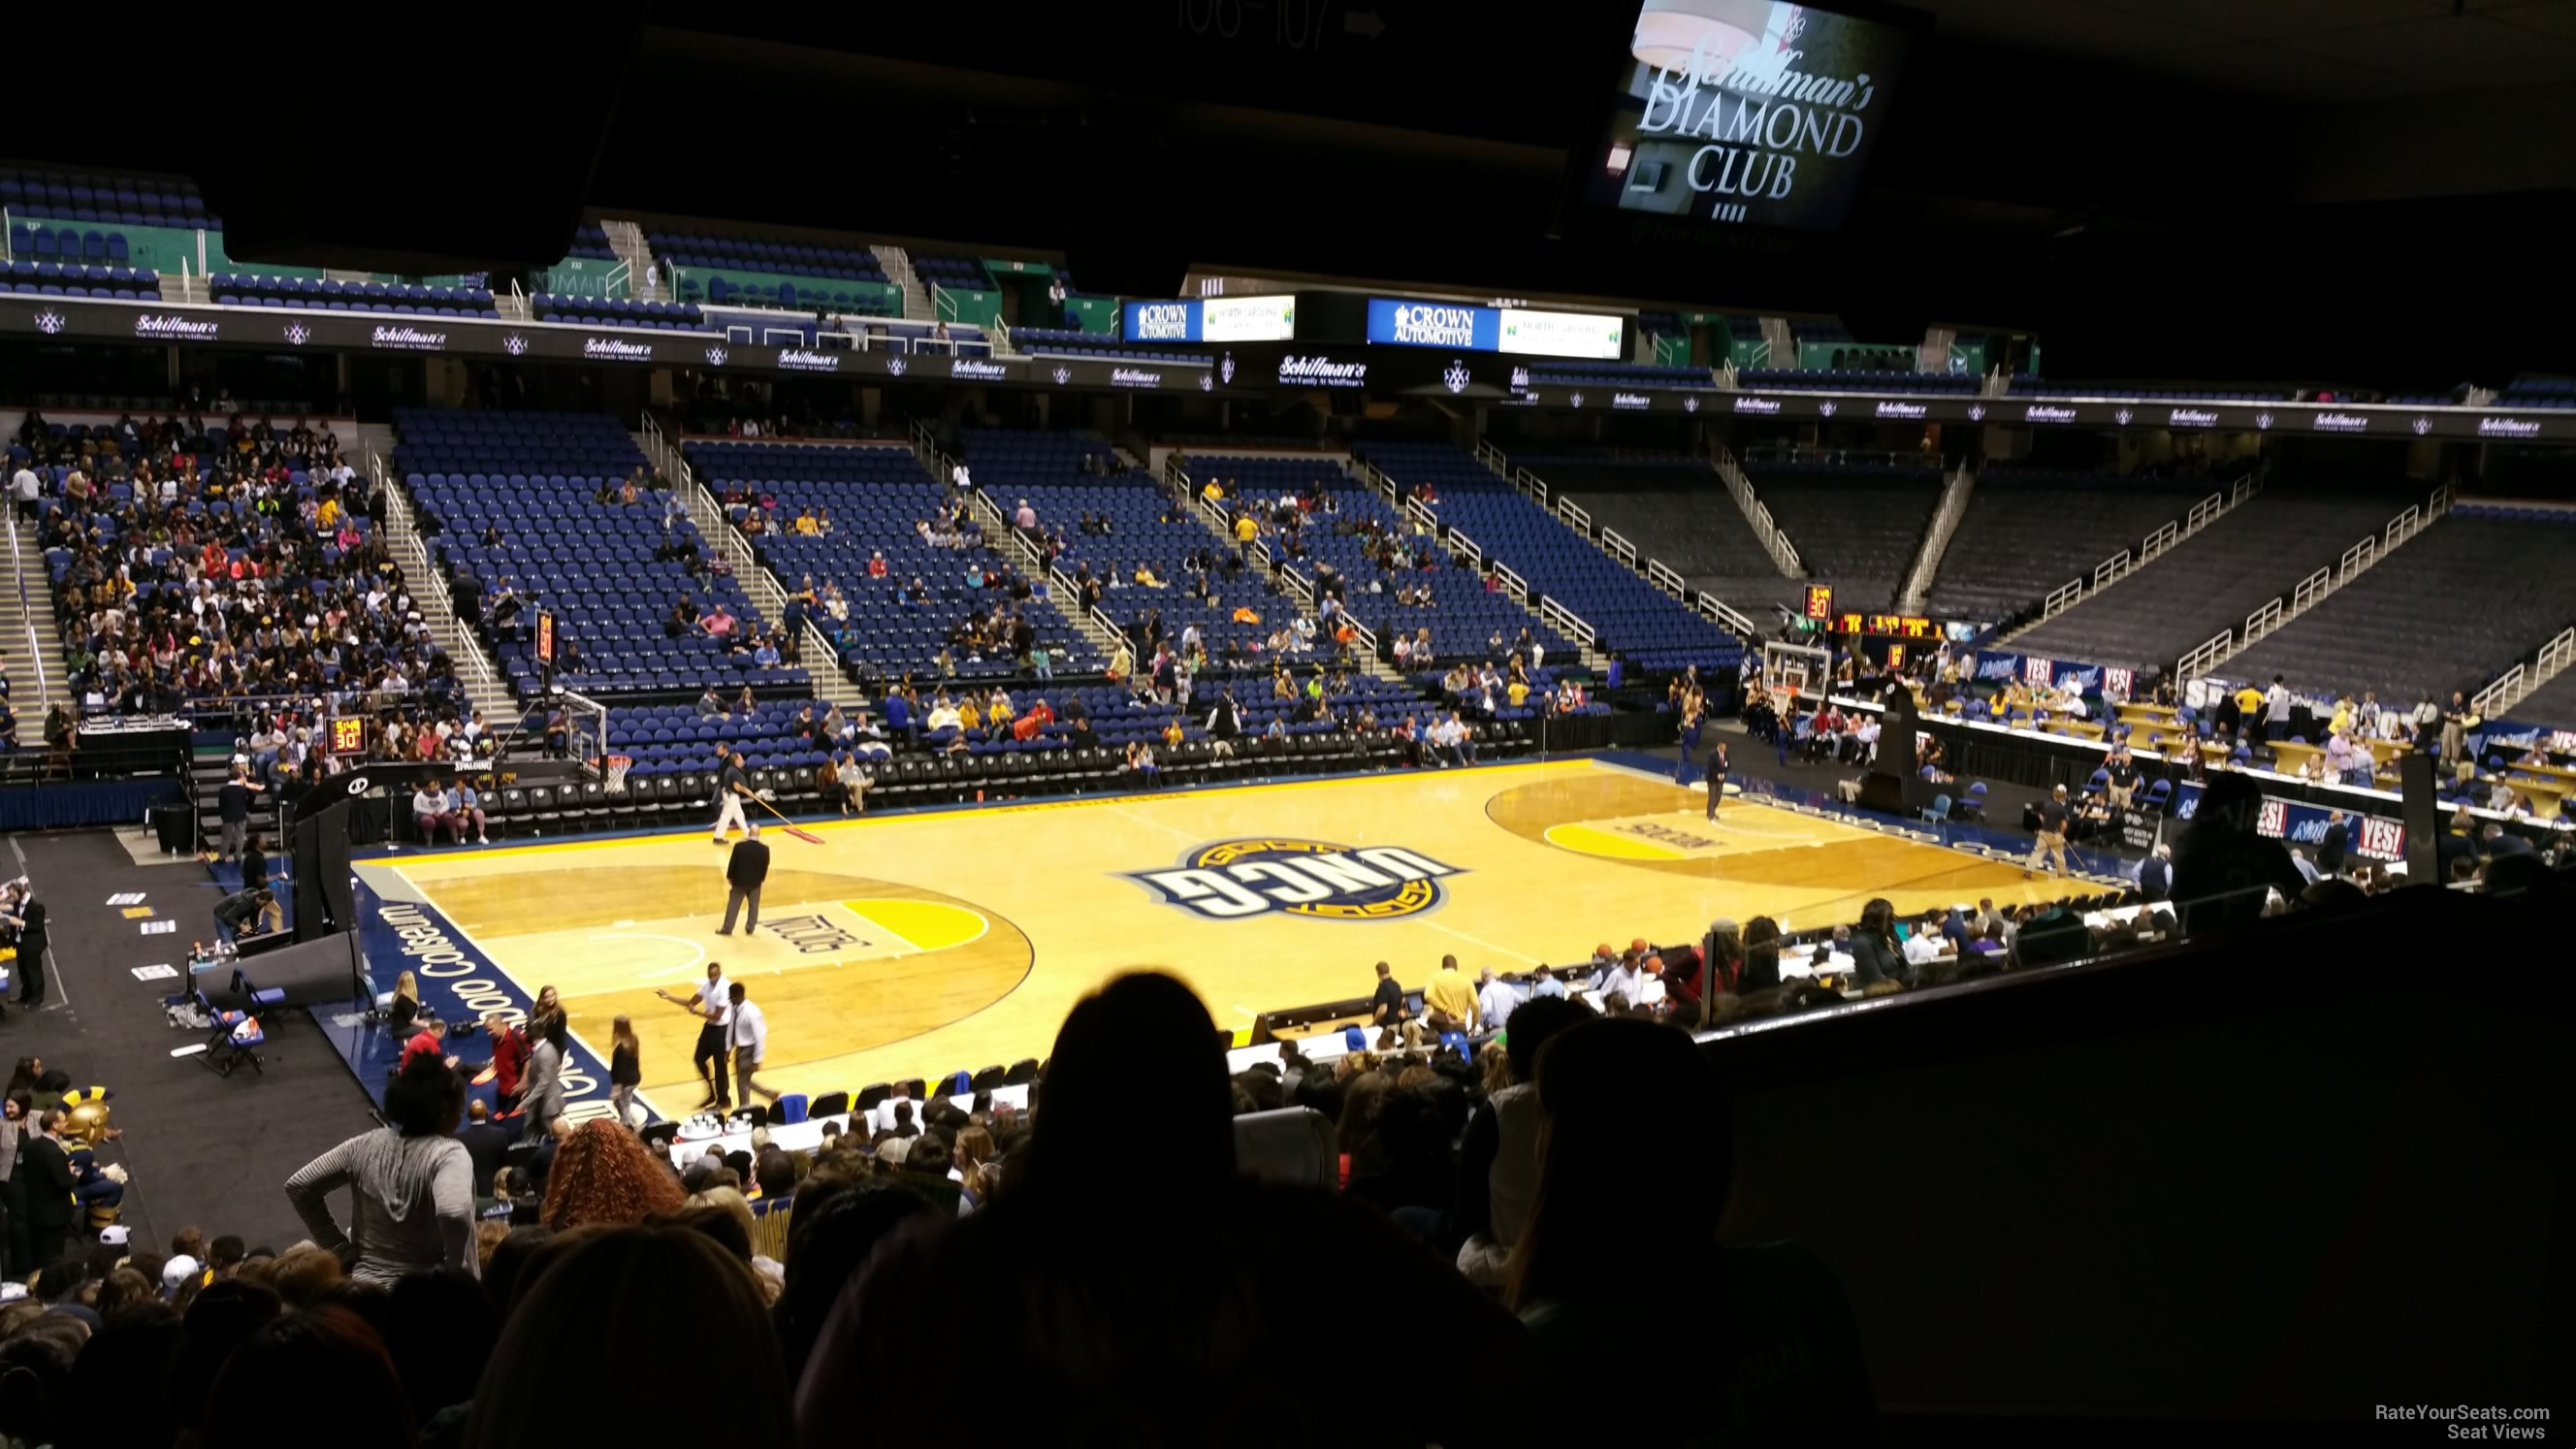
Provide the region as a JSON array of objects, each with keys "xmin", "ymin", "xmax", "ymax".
[
  {"xmin": 391, "ymin": 408, "xmax": 797, "ymax": 701},
  {"xmin": 2222, "ymin": 507, "xmax": 2576, "ymax": 705},
  {"xmin": 1741, "ymin": 461, "xmax": 1943, "ymax": 616},
  {"xmin": 2010, "ymin": 485, "xmax": 2421, "ymax": 670},
  {"xmin": 1925, "ymin": 467, "xmax": 2230, "ymax": 622},
  {"xmin": 1510, "ymin": 454, "xmax": 1799, "ymax": 616},
  {"xmin": 1359, "ymin": 443, "xmax": 1748, "ymax": 674}
]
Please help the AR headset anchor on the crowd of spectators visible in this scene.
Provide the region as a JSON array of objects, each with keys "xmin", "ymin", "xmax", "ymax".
[
  {"xmin": 0, "ymin": 968, "xmax": 1889, "ymax": 1448},
  {"xmin": 12, "ymin": 411, "xmax": 479, "ymax": 735}
]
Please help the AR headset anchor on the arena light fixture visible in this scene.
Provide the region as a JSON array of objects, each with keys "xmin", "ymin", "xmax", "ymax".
[{"xmin": 1631, "ymin": 0, "xmax": 1771, "ymax": 76}]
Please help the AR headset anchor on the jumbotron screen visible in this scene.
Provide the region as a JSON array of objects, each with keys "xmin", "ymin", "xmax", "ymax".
[{"xmin": 1578, "ymin": 2, "xmax": 1916, "ymax": 232}]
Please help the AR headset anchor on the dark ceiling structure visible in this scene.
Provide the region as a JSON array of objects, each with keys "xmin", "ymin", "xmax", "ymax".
[{"xmin": 14, "ymin": 1, "xmax": 2575, "ymax": 385}]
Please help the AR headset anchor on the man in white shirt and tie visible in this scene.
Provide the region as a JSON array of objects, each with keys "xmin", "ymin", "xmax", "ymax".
[
  {"xmin": 658, "ymin": 962, "xmax": 733, "ymax": 1111},
  {"xmin": 726, "ymin": 982, "xmax": 781, "ymax": 1106}
]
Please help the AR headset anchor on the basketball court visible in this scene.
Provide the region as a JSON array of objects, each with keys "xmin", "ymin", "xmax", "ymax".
[{"xmin": 351, "ymin": 757, "xmax": 2093, "ymax": 1114}]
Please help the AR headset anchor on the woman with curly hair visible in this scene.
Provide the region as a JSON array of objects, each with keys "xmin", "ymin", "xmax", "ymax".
[{"xmin": 540, "ymin": 1119, "xmax": 685, "ymax": 1231}]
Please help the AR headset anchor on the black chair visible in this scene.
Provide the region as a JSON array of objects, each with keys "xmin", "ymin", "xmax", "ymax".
[
  {"xmin": 808, "ymin": 1089, "xmax": 850, "ymax": 1119},
  {"xmin": 968, "ymin": 1064, "xmax": 1007, "ymax": 1091},
  {"xmin": 639, "ymin": 1120, "xmax": 681, "ymax": 1150},
  {"xmin": 1004, "ymin": 1056, "xmax": 1041, "ymax": 1085},
  {"xmin": 725, "ymin": 1104, "xmax": 768, "ymax": 1130},
  {"xmin": 896, "ymin": 1077, "xmax": 926, "ymax": 1103}
]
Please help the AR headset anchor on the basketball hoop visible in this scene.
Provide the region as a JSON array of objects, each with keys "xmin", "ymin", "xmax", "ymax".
[{"xmin": 605, "ymin": 754, "xmax": 634, "ymax": 792}]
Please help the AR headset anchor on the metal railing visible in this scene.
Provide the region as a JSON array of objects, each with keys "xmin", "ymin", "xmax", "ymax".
[
  {"xmin": 2473, "ymin": 661, "xmax": 2528, "ymax": 721},
  {"xmin": 677, "ymin": 452, "xmax": 789, "ymax": 624},
  {"xmin": 1695, "ymin": 591, "xmax": 1757, "ymax": 636},
  {"xmin": 1349, "ymin": 458, "xmax": 1400, "ymax": 505},
  {"xmin": 2545, "ymin": 628, "xmax": 2576, "ymax": 686},
  {"xmin": 2030, "ymin": 467, "xmax": 2265, "ymax": 628},
  {"xmin": 1899, "ymin": 462, "xmax": 1975, "ymax": 613},
  {"xmin": 1599, "ymin": 526, "xmax": 1638, "ymax": 568},
  {"xmin": 1448, "ymin": 529, "xmax": 1483, "ymax": 567},
  {"xmin": 1504, "ymin": 455, "xmax": 1761, "ymax": 648},
  {"xmin": 2482, "ymin": 626, "xmax": 2576, "ymax": 719},
  {"xmin": 1540, "ymin": 597, "xmax": 1596, "ymax": 649},
  {"xmin": 1710, "ymin": 443, "xmax": 1804, "ymax": 576},
  {"xmin": 642, "ymin": 417, "xmax": 857, "ymax": 684},
  {"xmin": 2180, "ymin": 480, "xmax": 2451, "ymax": 680},
  {"xmin": 2174, "ymin": 627, "xmax": 2234, "ymax": 684},
  {"xmin": 8, "ymin": 507, "xmax": 49, "ymax": 709},
  {"xmin": 1493, "ymin": 560, "xmax": 1530, "ymax": 602},
  {"xmin": 1471, "ymin": 438, "xmax": 1509, "ymax": 480}
]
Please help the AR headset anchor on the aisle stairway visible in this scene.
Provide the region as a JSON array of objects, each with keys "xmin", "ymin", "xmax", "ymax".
[
  {"xmin": 871, "ymin": 244, "xmax": 930, "ymax": 322},
  {"xmin": 602, "ymin": 219, "xmax": 665, "ymax": 303},
  {"xmin": 366, "ymin": 425, "xmax": 516, "ymax": 723},
  {"xmin": 1, "ymin": 512, "xmax": 64, "ymax": 717},
  {"xmin": 1168, "ymin": 458, "xmax": 1405, "ymax": 683}
]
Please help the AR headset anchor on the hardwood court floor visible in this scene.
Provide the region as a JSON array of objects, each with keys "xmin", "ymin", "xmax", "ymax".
[{"xmin": 361, "ymin": 759, "xmax": 2086, "ymax": 1112}]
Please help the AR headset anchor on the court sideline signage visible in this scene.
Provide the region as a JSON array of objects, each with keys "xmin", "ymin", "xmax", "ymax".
[{"xmin": 358, "ymin": 886, "xmax": 637, "ymax": 1124}]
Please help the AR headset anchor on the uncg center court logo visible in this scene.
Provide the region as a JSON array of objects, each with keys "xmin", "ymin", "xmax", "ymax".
[{"xmin": 1127, "ymin": 839, "xmax": 1464, "ymax": 921}]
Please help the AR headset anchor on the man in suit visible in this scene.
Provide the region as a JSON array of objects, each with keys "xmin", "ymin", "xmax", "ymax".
[
  {"xmin": 721, "ymin": 831, "xmax": 771, "ymax": 937},
  {"xmin": 2316, "ymin": 811, "xmax": 2349, "ymax": 877},
  {"xmin": 454, "ymin": 1097, "xmax": 513, "ymax": 1197},
  {"xmin": 21, "ymin": 1111, "xmax": 79, "ymax": 1271}
]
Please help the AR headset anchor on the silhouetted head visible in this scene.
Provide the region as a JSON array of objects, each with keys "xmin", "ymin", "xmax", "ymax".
[{"xmin": 1032, "ymin": 973, "xmax": 1233, "ymax": 1198}]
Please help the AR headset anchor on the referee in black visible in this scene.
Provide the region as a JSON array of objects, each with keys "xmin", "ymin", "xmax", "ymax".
[{"xmin": 721, "ymin": 829, "xmax": 770, "ymax": 936}]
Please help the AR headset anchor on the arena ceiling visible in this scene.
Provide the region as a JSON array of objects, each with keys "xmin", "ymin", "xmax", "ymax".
[{"xmin": 12, "ymin": 1, "xmax": 2575, "ymax": 384}]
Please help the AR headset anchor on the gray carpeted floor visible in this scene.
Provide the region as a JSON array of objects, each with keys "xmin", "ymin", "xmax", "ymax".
[{"xmin": 11, "ymin": 830, "xmax": 382, "ymax": 1258}]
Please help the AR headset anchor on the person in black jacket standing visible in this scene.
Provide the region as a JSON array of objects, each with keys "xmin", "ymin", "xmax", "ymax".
[
  {"xmin": 20, "ymin": 1109, "xmax": 78, "ymax": 1271},
  {"xmin": 2316, "ymin": 811, "xmax": 2349, "ymax": 878},
  {"xmin": 721, "ymin": 832, "xmax": 771, "ymax": 937},
  {"xmin": 241, "ymin": 833, "xmax": 271, "ymax": 894},
  {"xmin": 9, "ymin": 900, "xmax": 47, "ymax": 1008},
  {"xmin": 216, "ymin": 767, "xmax": 255, "ymax": 860}
]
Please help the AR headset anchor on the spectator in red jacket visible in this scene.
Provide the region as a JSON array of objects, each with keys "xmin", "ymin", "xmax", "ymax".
[
  {"xmin": 400, "ymin": 1019, "xmax": 455, "ymax": 1073},
  {"xmin": 484, "ymin": 1013, "xmax": 531, "ymax": 1113}
]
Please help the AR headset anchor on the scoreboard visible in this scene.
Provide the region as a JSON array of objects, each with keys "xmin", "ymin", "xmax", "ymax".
[
  {"xmin": 1826, "ymin": 611, "xmax": 1942, "ymax": 640},
  {"xmin": 1802, "ymin": 585, "xmax": 1835, "ymax": 623}
]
